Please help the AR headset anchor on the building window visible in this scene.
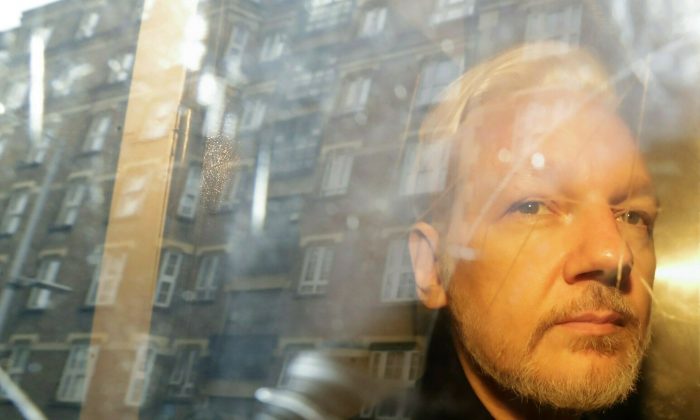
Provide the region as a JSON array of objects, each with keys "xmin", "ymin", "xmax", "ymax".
[
  {"xmin": 525, "ymin": 4, "xmax": 583, "ymax": 44},
  {"xmin": 27, "ymin": 257, "xmax": 62, "ymax": 310},
  {"xmin": 380, "ymin": 238, "xmax": 415, "ymax": 302},
  {"xmin": 239, "ymin": 98, "xmax": 266, "ymax": 131},
  {"xmin": 363, "ymin": 350, "xmax": 420, "ymax": 418},
  {"xmin": 399, "ymin": 140, "xmax": 450, "ymax": 195},
  {"xmin": 75, "ymin": 12, "xmax": 100, "ymax": 39},
  {"xmin": 287, "ymin": 68, "xmax": 335, "ymax": 101},
  {"xmin": 321, "ymin": 153, "xmax": 353, "ymax": 196},
  {"xmin": 224, "ymin": 25, "xmax": 249, "ymax": 80},
  {"xmin": 259, "ymin": 33, "xmax": 286, "ymax": 62},
  {"xmin": 271, "ymin": 119, "xmax": 321, "ymax": 176},
  {"xmin": 431, "ymin": 0, "xmax": 475, "ymax": 25},
  {"xmin": 50, "ymin": 62, "xmax": 93, "ymax": 97},
  {"xmin": 82, "ymin": 113, "xmax": 112, "ymax": 153},
  {"xmin": 85, "ymin": 250, "xmax": 127, "ymax": 306},
  {"xmin": 217, "ymin": 168, "xmax": 250, "ymax": 211},
  {"xmin": 154, "ymin": 250, "xmax": 183, "ymax": 308},
  {"xmin": 177, "ymin": 165, "xmax": 202, "ymax": 219},
  {"xmin": 306, "ymin": 0, "xmax": 353, "ymax": 32},
  {"xmin": 24, "ymin": 129, "xmax": 54, "ymax": 165},
  {"xmin": 0, "ymin": 189, "xmax": 30, "ymax": 236},
  {"xmin": 416, "ymin": 58, "xmax": 462, "ymax": 105},
  {"xmin": 114, "ymin": 173, "xmax": 149, "ymax": 218},
  {"xmin": 54, "ymin": 180, "xmax": 87, "ymax": 228},
  {"xmin": 359, "ymin": 6, "xmax": 387, "ymax": 37},
  {"xmin": 0, "ymin": 341, "xmax": 31, "ymax": 398},
  {"xmin": 370, "ymin": 350, "xmax": 420, "ymax": 382},
  {"xmin": 125, "ymin": 343, "xmax": 156, "ymax": 407},
  {"xmin": 194, "ymin": 253, "xmax": 220, "ymax": 301},
  {"xmin": 298, "ymin": 245, "xmax": 334, "ymax": 295},
  {"xmin": 339, "ymin": 76, "xmax": 371, "ymax": 113},
  {"xmin": 169, "ymin": 345, "xmax": 200, "ymax": 398},
  {"xmin": 107, "ymin": 53, "xmax": 134, "ymax": 84},
  {"xmin": 56, "ymin": 342, "xmax": 98, "ymax": 403}
]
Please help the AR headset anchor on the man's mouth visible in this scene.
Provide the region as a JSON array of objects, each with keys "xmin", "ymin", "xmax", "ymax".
[{"xmin": 554, "ymin": 311, "xmax": 625, "ymax": 335}]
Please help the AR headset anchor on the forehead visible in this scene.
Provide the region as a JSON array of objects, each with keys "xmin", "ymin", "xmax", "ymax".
[{"xmin": 456, "ymin": 91, "xmax": 649, "ymax": 191}]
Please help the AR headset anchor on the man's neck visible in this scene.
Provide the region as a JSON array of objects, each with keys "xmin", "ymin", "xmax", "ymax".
[{"xmin": 458, "ymin": 352, "xmax": 580, "ymax": 420}]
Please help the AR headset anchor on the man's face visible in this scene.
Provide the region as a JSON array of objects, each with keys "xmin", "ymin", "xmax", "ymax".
[{"xmin": 444, "ymin": 91, "xmax": 657, "ymax": 410}]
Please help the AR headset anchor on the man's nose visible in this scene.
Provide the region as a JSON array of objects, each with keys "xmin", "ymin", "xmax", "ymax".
[{"xmin": 563, "ymin": 205, "xmax": 634, "ymax": 289}]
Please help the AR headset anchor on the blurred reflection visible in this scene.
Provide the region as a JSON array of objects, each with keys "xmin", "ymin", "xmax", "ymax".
[{"xmin": 0, "ymin": 1, "xmax": 697, "ymax": 419}]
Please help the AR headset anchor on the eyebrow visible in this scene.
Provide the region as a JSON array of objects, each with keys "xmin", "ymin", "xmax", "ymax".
[{"xmin": 609, "ymin": 184, "xmax": 660, "ymax": 209}]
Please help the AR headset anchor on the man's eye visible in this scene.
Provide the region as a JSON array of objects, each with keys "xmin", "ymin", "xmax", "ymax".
[
  {"xmin": 509, "ymin": 201, "xmax": 545, "ymax": 215},
  {"xmin": 618, "ymin": 210, "xmax": 648, "ymax": 227}
]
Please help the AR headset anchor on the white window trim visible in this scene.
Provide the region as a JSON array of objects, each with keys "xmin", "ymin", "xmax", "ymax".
[
  {"xmin": 56, "ymin": 342, "xmax": 99, "ymax": 403},
  {"xmin": 107, "ymin": 53, "xmax": 134, "ymax": 84},
  {"xmin": 259, "ymin": 33, "xmax": 286, "ymax": 62},
  {"xmin": 416, "ymin": 58, "xmax": 463, "ymax": 106},
  {"xmin": 225, "ymin": 26, "xmax": 249, "ymax": 79},
  {"xmin": 362, "ymin": 350, "xmax": 420, "ymax": 418},
  {"xmin": 27, "ymin": 258, "xmax": 62, "ymax": 310},
  {"xmin": 339, "ymin": 76, "xmax": 371, "ymax": 113},
  {"xmin": 380, "ymin": 239, "xmax": 416, "ymax": 302},
  {"xmin": 320, "ymin": 153, "xmax": 353, "ymax": 196},
  {"xmin": 85, "ymin": 250, "xmax": 128, "ymax": 306},
  {"xmin": 55, "ymin": 181, "xmax": 87, "ymax": 228},
  {"xmin": 298, "ymin": 245, "xmax": 334, "ymax": 295},
  {"xmin": 82, "ymin": 113, "xmax": 112, "ymax": 153},
  {"xmin": 177, "ymin": 166, "xmax": 202, "ymax": 219},
  {"xmin": 0, "ymin": 341, "xmax": 31, "ymax": 398},
  {"xmin": 399, "ymin": 140, "xmax": 450, "ymax": 196},
  {"xmin": 1, "ymin": 189, "xmax": 30, "ymax": 235},
  {"xmin": 168, "ymin": 345, "xmax": 200, "ymax": 398},
  {"xmin": 154, "ymin": 250, "xmax": 183, "ymax": 308},
  {"xmin": 125, "ymin": 342, "xmax": 157, "ymax": 407},
  {"xmin": 76, "ymin": 12, "xmax": 100, "ymax": 39},
  {"xmin": 217, "ymin": 167, "xmax": 247, "ymax": 211},
  {"xmin": 194, "ymin": 253, "xmax": 220, "ymax": 301},
  {"xmin": 431, "ymin": 0, "xmax": 475, "ymax": 25},
  {"xmin": 239, "ymin": 99, "xmax": 266, "ymax": 131},
  {"xmin": 359, "ymin": 6, "xmax": 387, "ymax": 37}
]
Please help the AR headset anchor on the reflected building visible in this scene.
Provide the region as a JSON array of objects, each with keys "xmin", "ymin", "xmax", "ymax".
[{"xmin": 0, "ymin": 0, "xmax": 696, "ymax": 419}]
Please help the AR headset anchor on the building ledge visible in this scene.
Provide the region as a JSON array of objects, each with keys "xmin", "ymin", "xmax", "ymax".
[
  {"xmin": 226, "ymin": 275, "xmax": 289, "ymax": 292},
  {"xmin": 202, "ymin": 379, "xmax": 264, "ymax": 398}
]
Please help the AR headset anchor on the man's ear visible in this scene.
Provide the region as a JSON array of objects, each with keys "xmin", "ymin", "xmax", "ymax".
[{"xmin": 409, "ymin": 222, "xmax": 447, "ymax": 309}]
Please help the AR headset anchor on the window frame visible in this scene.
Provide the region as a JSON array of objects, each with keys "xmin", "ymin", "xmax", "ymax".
[
  {"xmin": 54, "ymin": 180, "xmax": 87, "ymax": 228},
  {"xmin": 124, "ymin": 342, "xmax": 157, "ymax": 407},
  {"xmin": 177, "ymin": 165, "xmax": 202, "ymax": 219},
  {"xmin": 26, "ymin": 257, "xmax": 62, "ymax": 310},
  {"xmin": 320, "ymin": 152, "xmax": 354, "ymax": 196},
  {"xmin": 399, "ymin": 140, "xmax": 451, "ymax": 196},
  {"xmin": 82, "ymin": 113, "xmax": 113, "ymax": 153},
  {"xmin": 168, "ymin": 345, "xmax": 200, "ymax": 398},
  {"xmin": 194, "ymin": 253, "xmax": 221, "ymax": 301},
  {"xmin": 359, "ymin": 6, "xmax": 388, "ymax": 37},
  {"xmin": 55, "ymin": 342, "xmax": 99, "ymax": 403},
  {"xmin": 84, "ymin": 249, "xmax": 128, "ymax": 306},
  {"xmin": 1, "ymin": 188, "xmax": 30, "ymax": 235},
  {"xmin": 153, "ymin": 249, "xmax": 183, "ymax": 308},
  {"xmin": 380, "ymin": 238, "xmax": 416, "ymax": 302},
  {"xmin": 339, "ymin": 76, "xmax": 372, "ymax": 113},
  {"xmin": 297, "ymin": 244, "xmax": 334, "ymax": 295}
]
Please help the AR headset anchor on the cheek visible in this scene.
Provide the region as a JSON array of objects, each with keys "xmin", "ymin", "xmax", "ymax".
[{"xmin": 472, "ymin": 228, "xmax": 567, "ymax": 303}]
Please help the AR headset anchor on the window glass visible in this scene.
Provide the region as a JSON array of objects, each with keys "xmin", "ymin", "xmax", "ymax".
[{"xmin": 0, "ymin": 1, "xmax": 696, "ymax": 419}]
